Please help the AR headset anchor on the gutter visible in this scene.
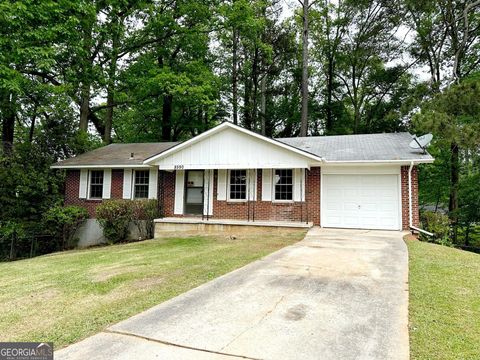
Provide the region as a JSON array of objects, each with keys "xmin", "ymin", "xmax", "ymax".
[
  {"xmin": 322, "ymin": 159, "xmax": 434, "ymax": 165},
  {"xmin": 50, "ymin": 164, "xmax": 153, "ymax": 169}
]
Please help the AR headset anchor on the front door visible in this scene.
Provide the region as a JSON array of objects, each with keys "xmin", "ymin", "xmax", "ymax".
[{"xmin": 185, "ymin": 170, "xmax": 204, "ymax": 215}]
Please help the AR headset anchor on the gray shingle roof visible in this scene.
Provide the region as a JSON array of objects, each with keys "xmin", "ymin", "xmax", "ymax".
[
  {"xmin": 51, "ymin": 142, "xmax": 178, "ymax": 168},
  {"xmin": 52, "ymin": 132, "xmax": 433, "ymax": 168},
  {"xmin": 277, "ymin": 132, "xmax": 434, "ymax": 162}
]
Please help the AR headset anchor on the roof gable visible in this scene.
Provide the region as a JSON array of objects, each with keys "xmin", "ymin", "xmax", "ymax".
[{"xmin": 144, "ymin": 122, "xmax": 323, "ymax": 169}]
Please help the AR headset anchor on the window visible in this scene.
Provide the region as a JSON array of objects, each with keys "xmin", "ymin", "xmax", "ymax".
[
  {"xmin": 89, "ymin": 170, "xmax": 104, "ymax": 199},
  {"xmin": 229, "ymin": 169, "xmax": 247, "ymax": 200},
  {"xmin": 274, "ymin": 169, "xmax": 293, "ymax": 201},
  {"xmin": 134, "ymin": 170, "xmax": 149, "ymax": 199}
]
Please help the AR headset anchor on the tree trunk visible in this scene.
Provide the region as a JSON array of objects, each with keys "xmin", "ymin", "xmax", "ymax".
[
  {"xmin": 326, "ymin": 55, "xmax": 334, "ymax": 133},
  {"xmin": 352, "ymin": 65, "xmax": 360, "ymax": 134},
  {"xmin": 260, "ymin": 75, "xmax": 266, "ymax": 136},
  {"xmin": 243, "ymin": 67, "xmax": 252, "ymax": 130},
  {"xmin": 1, "ymin": 92, "xmax": 15, "ymax": 156},
  {"xmin": 29, "ymin": 105, "xmax": 37, "ymax": 143},
  {"xmin": 252, "ymin": 46, "xmax": 259, "ymax": 131},
  {"xmin": 232, "ymin": 28, "xmax": 239, "ymax": 125},
  {"xmin": 300, "ymin": 0, "xmax": 309, "ymax": 137},
  {"xmin": 449, "ymin": 142, "xmax": 459, "ymax": 243},
  {"xmin": 79, "ymin": 21, "xmax": 93, "ymax": 133},
  {"xmin": 162, "ymin": 94, "xmax": 173, "ymax": 141},
  {"xmin": 79, "ymin": 83, "xmax": 90, "ymax": 132},
  {"xmin": 104, "ymin": 19, "xmax": 120, "ymax": 144}
]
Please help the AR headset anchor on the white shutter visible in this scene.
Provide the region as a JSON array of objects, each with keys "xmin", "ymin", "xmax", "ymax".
[
  {"xmin": 123, "ymin": 169, "xmax": 133, "ymax": 199},
  {"xmin": 301, "ymin": 168, "xmax": 305, "ymax": 201},
  {"xmin": 262, "ymin": 169, "xmax": 272, "ymax": 201},
  {"xmin": 79, "ymin": 169, "xmax": 88, "ymax": 199},
  {"xmin": 174, "ymin": 170, "xmax": 185, "ymax": 215},
  {"xmin": 248, "ymin": 169, "xmax": 257, "ymax": 201},
  {"xmin": 293, "ymin": 168, "xmax": 305, "ymax": 202},
  {"xmin": 203, "ymin": 170, "xmax": 214, "ymax": 215},
  {"xmin": 217, "ymin": 169, "xmax": 227, "ymax": 201},
  {"xmin": 148, "ymin": 168, "xmax": 158, "ymax": 199},
  {"xmin": 102, "ymin": 169, "xmax": 112, "ymax": 199}
]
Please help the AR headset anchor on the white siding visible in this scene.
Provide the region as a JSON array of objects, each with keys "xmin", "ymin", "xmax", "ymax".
[
  {"xmin": 79, "ymin": 169, "xmax": 88, "ymax": 198},
  {"xmin": 153, "ymin": 127, "xmax": 313, "ymax": 170},
  {"xmin": 217, "ymin": 169, "xmax": 227, "ymax": 200},
  {"xmin": 174, "ymin": 170, "xmax": 185, "ymax": 215},
  {"xmin": 262, "ymin": 169, "xmax": 272, "ymax": 201},
  {"xmin": 123, "ymin": 169, "xmax": 133, "ymax": 199},
  {"xmin": 148, "ymin": 168, "xmax": 158, "ymax": 199},
  {"xmin": 102, "ymin": 169, "xmax": 112, "ymax": 199},
  {"xmin": 322, "ymin": 165, "xmax": 400, "ymax": 175}
]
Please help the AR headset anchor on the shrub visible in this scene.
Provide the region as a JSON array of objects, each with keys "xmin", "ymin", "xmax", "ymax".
[
  {"xmin": 43, "ymin": 206, "xmax": 89, "ymax": 249},
  {"xmin": 420, "ymin": 210, "xmax": 451, "ymax": 246},
  {"xmin": 0, "ymin": 221, "xmax": 27, "ymax": 260},
  {"xmin": 131, "ymin": 199, "xmax": 160, "ymax": 239},
  {"xmin": 96, "ymin": 200, "xmax": 133, "ymax": 244}
]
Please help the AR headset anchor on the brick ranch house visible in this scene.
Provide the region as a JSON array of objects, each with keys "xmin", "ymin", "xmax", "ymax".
[{"xmin": 52, "ymin": 122, "xmax": 434, "ymax": 246}]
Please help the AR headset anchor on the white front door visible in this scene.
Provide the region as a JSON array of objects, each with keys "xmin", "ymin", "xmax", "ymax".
[{"xmin": 322, "ymin": 174, "xmax": 401, "ymax": 230}]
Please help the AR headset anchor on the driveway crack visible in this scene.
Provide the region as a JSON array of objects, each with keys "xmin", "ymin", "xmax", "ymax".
[
  {"xmin": 219, "ymin": 290, "xmax": 293, "ymax": 353},
  {"xmin": 104, "ymin": 329, "xmax": 261, "ymax": 360}
]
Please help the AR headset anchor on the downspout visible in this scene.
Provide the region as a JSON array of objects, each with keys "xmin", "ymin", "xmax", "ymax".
[{"xmin": 408, "ymin": 161, "xmax": 434, "ymax": 237}]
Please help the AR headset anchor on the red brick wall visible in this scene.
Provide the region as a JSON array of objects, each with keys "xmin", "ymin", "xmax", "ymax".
[
  {"xmin": 161, "ymin": 171, "xmax": 177, "ymax": 218},
  {"xmin": 401, "ymin": 165, "xmax": 419, "ymax": 230},
  {"xmin": 64, "ymin": 169, "xmax": 124, "ymax": 217},
  {"xmin": 66, "ymin": 166, "xmax": 417, "ymax": 228},
  {"xmin": 161, "ymin": 168, "xmax": 321, "ymax": 225}
]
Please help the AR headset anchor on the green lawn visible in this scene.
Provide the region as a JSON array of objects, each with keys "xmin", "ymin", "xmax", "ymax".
[
  {"xmin": 407, "ymin": 237, "xmax": 480, "ymax": 360},
  {"xmin": 0, "ymin": 230, "xmax": 305, "ymax": 348}
]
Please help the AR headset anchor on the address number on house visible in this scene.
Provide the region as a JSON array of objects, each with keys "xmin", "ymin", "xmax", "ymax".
[{"xmin": 174, "ymin": 165, "xmax": 184, "ymax": 170}]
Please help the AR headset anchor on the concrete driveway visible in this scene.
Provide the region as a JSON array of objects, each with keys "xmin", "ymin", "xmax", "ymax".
[{"xmin": 56, "ymin": 228, "xmax": 409, "ymax": 360}]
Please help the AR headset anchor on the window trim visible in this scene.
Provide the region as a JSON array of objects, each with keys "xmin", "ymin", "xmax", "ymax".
[
  {"xmin": 273, "ymin": 169, "xmax": 294, "ymax": 203},
  {"xmin": 133, "ymin": 169, "xmax": 150, "ymax": 199},
  {"xmin": 88, "ymin": 169, "xmax": 104, "ymax": 200},
  {"xmin": 227, "ymin": 169, "xmax": 248, "ymax": 202}
]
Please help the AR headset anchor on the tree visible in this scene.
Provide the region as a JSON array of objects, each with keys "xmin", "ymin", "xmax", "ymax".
[
  {"xmin": 413, "ymin": 78, "xmax": 480, "ymax": 242},
  {"xmin": 298, "ymin": 0, "xmax": 312, "ymax": 136},
  {"xmin": 405, "ymin": 0, "xmax": 480, "ymax": 86}
]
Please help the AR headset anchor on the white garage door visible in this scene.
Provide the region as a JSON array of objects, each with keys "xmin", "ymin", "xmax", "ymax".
[{"xmin": 322, "ymin": 174, "xmax": 401, "ymax": 230}]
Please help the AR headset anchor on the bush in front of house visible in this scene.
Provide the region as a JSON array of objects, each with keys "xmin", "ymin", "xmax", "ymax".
[
  {"xmin": 420, "ymin": 210, "xmax": 451, "ymax": 246},
  {"xmin": 43, "ymin": 205, "xmax": 89, "ymax": 250},
  {"xmin": 131, "ymin": 199, "xmax": 160, "ymax": 240},
  {"xmin": 97, "ymin": 199, "xmax": 160, "ymax": 243},
  {"xmin": 96, "ymin": 200, "xmax": 133, "ymax": 244}
]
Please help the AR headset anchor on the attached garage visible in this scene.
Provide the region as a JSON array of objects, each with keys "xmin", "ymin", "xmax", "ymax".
[{"xmin": 321, "ymin": 168, "xmax": 401, "ymax": 230}]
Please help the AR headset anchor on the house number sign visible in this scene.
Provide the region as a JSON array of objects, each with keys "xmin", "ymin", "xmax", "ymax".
[{"xmin": 174, "ymin": 165, "xmax": 184, "ymax": 170}]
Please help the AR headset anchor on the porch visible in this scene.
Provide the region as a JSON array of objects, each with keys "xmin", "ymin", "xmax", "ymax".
[{"xmin": 154, "ymin": 217, "xmax": 313, "ymax": 237}]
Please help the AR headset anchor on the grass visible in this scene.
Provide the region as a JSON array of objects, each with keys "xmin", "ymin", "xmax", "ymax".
[
  {"xmin": 0, "ymin": 230, "xmax": 305, "ymax": 349},
  {"xmin": 406, "ymin": 236, "xmax": 480, "ymax": 360}
]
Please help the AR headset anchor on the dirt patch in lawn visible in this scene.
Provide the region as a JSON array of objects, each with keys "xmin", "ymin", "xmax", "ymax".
[
  {"xmin": 90, "ymin": 265, "xmax": 138, "ymax": 282},
  {"xmin": 131, "ymin": 277, "xmax": 164, "ymax": 290}
]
